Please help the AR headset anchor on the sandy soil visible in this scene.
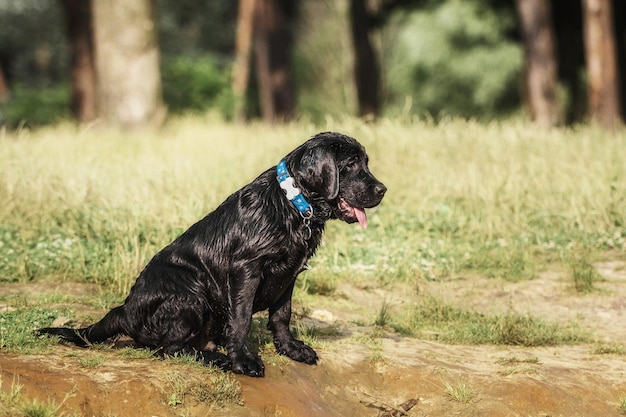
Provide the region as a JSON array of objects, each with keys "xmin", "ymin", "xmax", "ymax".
[{"xmin": 1, "ymin": 260, "xmax": 625, "ymax": 417}]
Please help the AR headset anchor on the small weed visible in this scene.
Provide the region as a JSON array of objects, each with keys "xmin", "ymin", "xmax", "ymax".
[
  {"xmin": 496, "ymin": 355, "xmax": 541, "ymax": 366},
  {"xmin": 619, "ymin": 394, "xmax": 626, "ymax": 414},
  {"xmin": 77, "ymin": 353, "xmax": 107, "ymax": 368},
  {"xmin": 292, "ymin": 319, "xmax": 320, "ymax": 350},
  {"xmin": 164, "ymin": 367, "xmax": 242, "ymax": 409},
  {"xmin": 374, "ymin": 301, "xmax": 391, "ymax": 327},
  {"xmin": 167, "ymin": 352, "xmax": 205, "ymax": 368},
  {"xmin": 260, "ymin": 343, "xmax": 291, "ymax": 368},
  {"xmin": 191, "ymin": 371, "xmax": 241, "ymax": 405},
  {"xmin": 567, "ymin": 248, "xmax": 602, "ymax": 293},
  {"xmin": 0, "ymin": 375, "xmax": 24, "ymax": 410},
  {"xmin": 20, "ymin": 398, "xmax": 63, "ymax": 417},
  {"xmin": 308, "ymin": 325, "xmax": 342, "ymax": 338},
  {"xmin": 0, "ymin": 373, "xmax": 76, "ymax": 417},
  {"xmin": 496, "ymin": 356, "xmax": 541, "ymax": 376},
  {"xmin": 444, "ymin": 381, "xmax": 477, "ymax": 404},
  {"xmin": 297, "ymin": 270, "xmax": 337, "ymax": 296},
  {"xmin": 116, "ymin": 346, "xmax": 156, "ymax": 360},
  {"xmin": 354, "ymin": 328, "xmax": 385, "ymax": 363},
  {"xmin": 591, "ymin": 341, "xmax": 626, "ymax": 355}
]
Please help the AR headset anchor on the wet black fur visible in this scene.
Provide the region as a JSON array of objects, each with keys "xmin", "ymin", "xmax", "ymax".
[{"xmin": 39, "ymin": 132, "xmax": 386, "ymax": 377}]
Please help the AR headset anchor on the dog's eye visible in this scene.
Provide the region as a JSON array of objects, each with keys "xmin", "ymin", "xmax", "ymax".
[{"xmin": 344, "ymin": 159, "xmax": 359, "ymax": 171}]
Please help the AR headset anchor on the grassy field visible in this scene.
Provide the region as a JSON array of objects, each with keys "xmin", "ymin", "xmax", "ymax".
[{"xmin": 0, "ymin": 117, "xmax": 625, "ymax": 352}]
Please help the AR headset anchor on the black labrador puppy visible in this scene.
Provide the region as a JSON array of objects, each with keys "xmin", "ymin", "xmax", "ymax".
[{"xmin": 40, "ymin": 132, "xmax": 386, "ymax": 377}]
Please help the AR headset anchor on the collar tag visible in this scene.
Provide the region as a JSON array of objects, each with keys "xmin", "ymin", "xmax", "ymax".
[{"xmin": 276, "ymin": 160, "xmax": 313, "ymax": 216}]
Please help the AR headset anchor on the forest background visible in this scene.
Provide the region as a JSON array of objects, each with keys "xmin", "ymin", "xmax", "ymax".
[{"xmin": 0, "ymin": 0, "xmax": 624, "ymax": 130}]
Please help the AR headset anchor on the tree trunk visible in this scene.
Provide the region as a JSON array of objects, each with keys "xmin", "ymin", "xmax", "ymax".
[
  {"xmin": 0, "ymin": 65, "xmax": 9, "ymax": 103},
  {"xmin": 516, "ymin": 0, "xmax": 560, "ymax": 127},
  {"xmin": 253, "ymin": 0, "xmax": 296, "ymax": 123},
  {"xmin": 610, "ymin": 0, "xmax": 626, "ymax": 122},
  {"xmin": 61, "ymin": 0, "xmax": 97, "ymax": 123},
  {"xmin": 92, "ymin": 0, "xmax": 165, "ymax": 128},
  {"xmin": 349, "ymin": 0, "xmax": 380, "ymax": 119},
  {"xmin": 552, "ymin": 0, "xmax": 585, "ymax": 124},
  {"xmin": 232, "ymin": 0, "xmax": 256, "ymax": 122},
  {"xmin": 581, "ymin": 0, "xmax": 622, "ymax": 128}
]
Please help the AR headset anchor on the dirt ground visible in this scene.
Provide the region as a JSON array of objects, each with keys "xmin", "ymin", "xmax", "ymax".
[{"xmin": 1, "ymin": 260, "xmax": 625, "ymax": 417}]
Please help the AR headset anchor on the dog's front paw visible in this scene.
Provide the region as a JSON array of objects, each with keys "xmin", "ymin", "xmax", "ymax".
[
  {"xmin": 230, "ymin": 351, "xmax": 265, "ymax": 377},
  {"xmin": 275, "ymin": 338, "xmax": 318, "ymax": 365}
]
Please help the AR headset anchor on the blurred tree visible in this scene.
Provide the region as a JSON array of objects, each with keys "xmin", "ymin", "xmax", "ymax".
[
  {"xmin": 615, "ymin": 1, "xmax": 626, "ymax": 122},
  {"xmin": 253, "ymin": 0, "xmax": 297, "ymax": 122},
  {"xmin": 157, "ymin": 0, "xmax": 236, "ymax": 57},
  {"xmin": 581, "ymin": 0, "xmax": 622, "ymax": 128},
  {"xmin": 552, "ymin": 0, "xmax": 586, "ymax": 124},
  {"xmin": 350, "ymin": 0, "xmax": 380, "ymax": 118},
  {"xmin": 0, "ymin": 66, "xmax": 8, "ymax": 102},
  {"xmin": 232, "ymin": 0, "xmax": 256, "ymax": 122},
  {"xmin": 92, "ymin": 0, "xmax": 165, "ymax": 128},
  {"xmin": 60, "ymin": 0, "xmax": 96, "ymax": 123},
  {"xmin": 516, "ymin": 0, "xmax": 560, "ymax": 127},
  {"xmin": 384, "ymin": 0, "xmax": 522, "ymax": 120}
]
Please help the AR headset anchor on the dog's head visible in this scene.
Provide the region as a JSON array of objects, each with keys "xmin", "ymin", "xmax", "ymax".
[{"xmin": 288, "ymin": 132, "xmax": 386, "ymax": 228}]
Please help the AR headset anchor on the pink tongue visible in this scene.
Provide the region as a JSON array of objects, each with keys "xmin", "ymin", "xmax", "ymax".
[{"xmin": 354, "ymin": 207, "xmax": 368, "ymax": 229}]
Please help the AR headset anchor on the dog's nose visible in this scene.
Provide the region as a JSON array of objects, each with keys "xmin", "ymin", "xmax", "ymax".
[{"xmin": 374, "ymin": 183, "xmax": 387, "ymax": 197}]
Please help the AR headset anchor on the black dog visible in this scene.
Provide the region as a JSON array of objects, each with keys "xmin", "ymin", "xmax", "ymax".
[{"xmin": 39, "ymin": 132, "xmax": 386, "ymax": 377}]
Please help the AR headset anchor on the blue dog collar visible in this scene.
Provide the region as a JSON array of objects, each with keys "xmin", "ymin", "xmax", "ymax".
[{"xmin": 276, "ymin": 160, "xmax": 313, "ymax": 216}]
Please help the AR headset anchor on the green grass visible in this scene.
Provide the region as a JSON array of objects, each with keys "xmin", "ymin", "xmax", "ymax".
[
  {"xmin": 1, "ymin": 118, "xmax": 625, "ymax": 290},
  {"xmin": 0, "ymin": 308, "xmax": 61, "ymax": 354},
  {"xmin": 0, "ymin": 117, "xmax": 624, "ymax": 355},
  {"xmin": 444, "ymin": 381, "xmax": 478, "ymax": 404},
  {"xmin": 76, "ymin": 353, "xmax": 108, "ymax": 369},
  {"xmin": 163, "ymin": 365, "xmax": 242, "ymax": 410},
  {"xmin": 392, "ymin": 295, "xmax": 588, "ymax": 346}
]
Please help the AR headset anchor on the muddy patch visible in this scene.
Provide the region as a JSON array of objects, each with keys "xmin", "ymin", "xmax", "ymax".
[{"xmin": 1, "ymin": 263, "xmax": 626, "ymax": 416}]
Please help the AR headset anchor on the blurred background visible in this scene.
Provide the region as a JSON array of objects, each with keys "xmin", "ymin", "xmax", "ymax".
[{"xmin": 0, "ymin": 0, "xmax": 624, "ymax": 129}]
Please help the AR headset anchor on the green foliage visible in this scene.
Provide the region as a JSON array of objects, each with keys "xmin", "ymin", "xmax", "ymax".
[
  {"xmin": 0, "ymin": 1, "xmax": 68, "ymax": 84},
  {"xmin": 385, "ymin": 0, "xmax": 523, "ymax": 119},
  {"xmin": 0, "ymin": 85, "xmax": 70, "ymax": 127},
  {"xmin": 161, "ymin": 56, "xmax": 234, "ymax": 117}
]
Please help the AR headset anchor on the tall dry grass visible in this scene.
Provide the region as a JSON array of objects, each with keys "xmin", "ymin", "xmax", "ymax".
[{"xmin": 1, "ymin": 117, "xmax": 625, "ymax": 296}]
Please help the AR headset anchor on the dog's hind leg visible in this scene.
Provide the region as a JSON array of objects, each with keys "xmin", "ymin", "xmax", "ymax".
[{"xmin": 183, "ymin": 348, "xmax": 232, "ymax": 371}]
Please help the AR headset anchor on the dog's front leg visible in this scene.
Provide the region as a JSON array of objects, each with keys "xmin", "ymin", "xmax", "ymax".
[
  {"xmin": 268, "ymin": 281, "xmax": 319, "ymax": 365},
  {"xmin": 225, "ymin": 273, "xmax": 265, "ymax": 377}
]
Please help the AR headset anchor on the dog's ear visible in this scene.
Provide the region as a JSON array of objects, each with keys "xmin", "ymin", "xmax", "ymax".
[{"xmin": 295, "ymin": 146, "xmax": 339, "ymax": 200}]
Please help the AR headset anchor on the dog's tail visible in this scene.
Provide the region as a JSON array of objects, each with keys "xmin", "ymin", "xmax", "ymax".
[{"xmin": 38, "ymin": 306, "xmax": 126, "ymax": 347}]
